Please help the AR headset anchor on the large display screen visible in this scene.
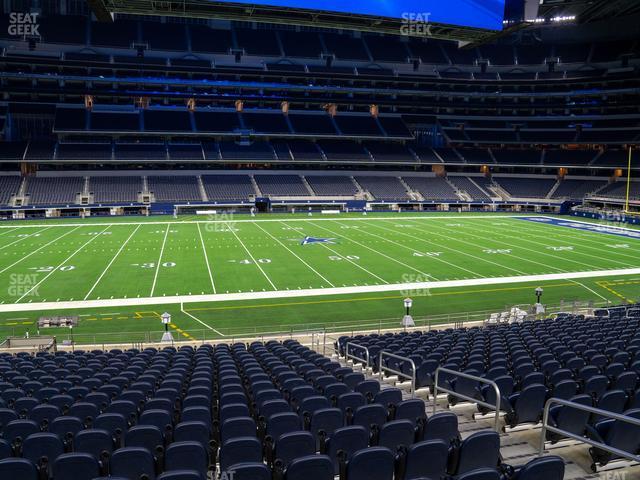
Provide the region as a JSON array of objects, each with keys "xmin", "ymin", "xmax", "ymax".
[{"xmin": 213, "ymin": 0, "xmax": 506, "ymax": 30}]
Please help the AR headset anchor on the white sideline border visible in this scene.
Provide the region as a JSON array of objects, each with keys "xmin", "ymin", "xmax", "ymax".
[
  {"xmin": 0, "ymin": 214, "xmax": 522, "ymax": 229},
  {"xmin": 1, "ymin": 267, "xmax": 639, "ymax": 314}
]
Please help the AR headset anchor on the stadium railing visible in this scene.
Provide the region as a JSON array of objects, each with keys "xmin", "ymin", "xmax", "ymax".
[
  {"xmin": 539, "ymin": 398, "xmax": 640, "ymax": 468},
  {"xmin": 378, "ymin": 351, "xmax": 417, "ymax": 398},
  {"xmin": 433, "ymin": 367, "xmax": 502, "ymax": 431},
  {"xmin": 345, "ymin": 341, "xmax": 370, "ymax": 369}
]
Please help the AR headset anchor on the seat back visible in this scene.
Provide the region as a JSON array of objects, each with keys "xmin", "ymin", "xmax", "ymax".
[
  {"xmin": 378, "ymin": 419, "xmax": 415, "ymax": 451},
  {"xmin": 452, "ymin": 430, "xmax": 500, "ymax": 475},
  {"xmin": 513, "ymin": 456, "xmax": 565, "ymax": 480},
  {"xmin": 402, "ymin": 439, "xmax": 448, "ymax": 480},
  {"xmin": 346, "ymin": 447, "xmax": 395, "ymax": 480},
  {"xmin": 52, "ymin": 452, "xmax": 100, "ymax": 480},
  {"xmin": 284, "ymin": 454, "xmax": 334, "ymax": 480}
]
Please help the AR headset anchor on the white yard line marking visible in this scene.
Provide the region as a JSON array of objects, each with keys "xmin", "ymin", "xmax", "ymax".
[
  {"xmin": 253, "ymin": 222, "xmax": 334, "ymax": 287},
  {"xmin": 468, "ymin": 220, "xmax": 634, "ymax": 269},
  {"xmin": 150, "ymin": 224, "xmax": 170, "ymax": 297},
  {"xmin": 15, "ymin": 225, "xmax": 112, "ymax": 303},
  {"xmin": 0, "ymin": 228, "xmax": 19, "ymax": 238},
  {"xmin": 0, "ymin": 226, "xmax": 82, "ymax": 275},
  {"xmin": 328, "ymin": 219, "xmax": 482, "ymax": 277},
  {"xmin": 0, "ymin": 214, "xmax": 522, "ymax": 229},
  {"xmin": 84, "ymin": 225, "xmax": 141, "ymax": 300},
  {"xmin": 228, "ymin": 222, "xmax": 277, "ymax": 290},
  {"xmin": 495, "ymin": 219, "xmax": 640, "ymax": 262},
  {"xmin": 197, "ymin": 223, "xmax": 217, "ymax": 294},
  {"xmin": 280, "ymin": 220, "xmax": 389, "ymax": 284},
  {"xmin": 370, "ymin": 221, "xmax": 527, "ymax": 275},
  {"xmin": 2, "ymin": 267, "xmax": 640, "ymax": 313},
  {"xmin": 567, "ymin": 279, "xmax": 609, "ymax": 301},
  {"xmin": 181, "ymin": 302, "xmax": 225, "ymax": 336},
  {"xmin": 310, "ymin": 220, "xmax": 438, "ymax": 281},
  {"xmin": 408, "ymin": 219, "xmax": 583, "ymax": 273},
  {"xmin": 0, "ymin": 227, "xmax": 51, "ymax": 252}
]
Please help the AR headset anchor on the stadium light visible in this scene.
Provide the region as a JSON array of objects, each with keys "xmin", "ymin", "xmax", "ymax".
[{"xmin": 402, "ymin": 297, "xmax": 415, "ymax": 329}]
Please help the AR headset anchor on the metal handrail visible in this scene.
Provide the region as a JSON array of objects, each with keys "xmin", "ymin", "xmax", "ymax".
[
  {"xmin": 433, "ymin": 367, "xmax": 502, "ymax": 431},
  {"xmin": 378, "ymin": 351, "xmax": 417, "ymax": 398},
  {"xmin": 345, "ymin": 342, "xmax": 370, "ymax": 368},
  {"xmin": 539, "ymin": 397, "xmax": 640, "ymax": 464}
]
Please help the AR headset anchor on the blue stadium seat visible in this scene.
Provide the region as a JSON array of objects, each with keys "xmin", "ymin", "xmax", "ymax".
[
  {"xmin": 165, "ymin": 441, "xmax": 208, "ymax": 478},
  {"xmin": 52, "ymin": 452, "xmax": 100, "ymax": 480},
  {"xmin": 110, "ymin": 446, "xmax": 157, "ymax": 480},
  {"xmin": 345, "ymin": 447, "xmax": 395, "ymax": 480},
  {"xmin": 0, "ymin": 458, "xmax": 38, "ymax": 480},
  {"xmin": 449, "ymin": 430, "xmax": 501, "ymax": 475},
  {"xmin": 284, "ymin": 454, "xmax": 334, "ymax": 480},
  {"xmin": 398, "ymin": 439, "xmax": 449, "ymax": 480},
  {"xmin": 510, "ymin": 456, "xmax": 565, "ymax": 480}
]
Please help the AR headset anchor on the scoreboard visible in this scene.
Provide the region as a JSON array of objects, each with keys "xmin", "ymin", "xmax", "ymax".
[{"xmin": 211, "ymin": 0, "xmax": 507, "ymax": 30}]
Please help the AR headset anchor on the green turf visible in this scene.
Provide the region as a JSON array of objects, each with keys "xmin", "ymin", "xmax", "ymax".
[{"xmin": 0, "ymin": 213, "xmax": 638, "ymax": 343}]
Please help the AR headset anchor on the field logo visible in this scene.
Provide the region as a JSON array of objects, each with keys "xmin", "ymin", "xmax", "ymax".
[
  {"xmin": 8, "ymin": 273, "xmax": 39, "ymax": 298},
  {"xmin": 301, "ymin": 236, "xmax": 335, "ymax": 245},
  {"xmin": 400, "ymin": 12, "xmax": 432, "ymax": 36},
  {"xmin": 400, "ymin": 273, "xmax": 432, "ymax": 298},
  {"xmin": 206, "ymin": 212, "xmax": 237, "ymax": 233},
  {"xmin": 8, "ymin": 12, "xmax": 40, "ymax": 36}
]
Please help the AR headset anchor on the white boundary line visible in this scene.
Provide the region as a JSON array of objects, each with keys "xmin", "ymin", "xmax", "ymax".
[
  {"xmin": 1, "ymin": 266, "xmax": 638, "ymax": 313},
  {"xmin": 197, "ymin": 223, "xmax": 217, "ymax": 294},
  {"xmin": 181, "ymin": 302, "xmax": 225, "ymax": 336},
  {"xmin": 84, "ymin": 225, "xmax": 142, "ymax": 300},
  {"xmin": 150, "ymin": 224, "xmax": 170, "ymax": 297},
  {"xmin": 252, "ymin": 222, "xmax": 335, "ymax": 288},
  {"xmin": 228, "ymin": 222, "xmax": 277, "ymax": 290},
  {"xmin": 15, "ymin": 225, "xmax": 112, "ymax": 303},
  {"xmin": 0, "ymin": 214, "xmax": 522, "ymax": 229}
]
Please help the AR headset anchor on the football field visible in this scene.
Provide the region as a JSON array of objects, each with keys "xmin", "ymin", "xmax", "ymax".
[{"xmin": 0, "ymin": 213, "xmax": 639, "ymax": 342}]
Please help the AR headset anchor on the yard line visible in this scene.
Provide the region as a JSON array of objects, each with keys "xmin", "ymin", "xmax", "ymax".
[
  {"xmin": 253, "ymin": 222, "xmax": 335, "ymax": 287},
  {"xmin": 150, "ymin": 224, "xmax": 170, "ymax": 297},
  {"xmin": 447, "ymin": 219, "xmax": 633, "ymax": 270},
  {"xmin": 197, "ymin": 223, "xmax": 217, "ymax": 294},
  {"xmin": 310, "ymin": 220, "xmax": 439, "ymax": 280},
  {"xmin": 0, "ymin": 228, "xmax": 18, "ymax": 238},
  {"xmin": 181, "ymin": 302, "xmax": 225, "ymax": 336},
  {"xmin": 15, "ymin": 225, "xmax": 112, "ymax": 303},
  {"xmin": 406, "ymin": 219, "xmax": 576, "ymax": 273},
  {"xmin": 492, "ymin": 219, "xmax": 640, "ymax": 262},
  {"xmin": 83, "ymin": 224, "xmax": 142, "ymax": 300},
  {"xmin": 0, "ymin": 226, "xmax": 51, "ymax": 252},
  {"xmin": 567, "ymin": 279, "xmax": 609, "ymax": 301},
  {"xmin": 0, "ymin": 226, "xmax": 82, "ymax": 275},
  {"xmin": 369, "ymin": 221, "xmax": 529, "ymax": 275},
  {"xmin": 328, "ymin": 220, "xmax": 483, "ymax": 278},
  {"xmin": 280, "ymin": 220, "xmax": 389, "ymax": 284},
  {"xmin": 228, "ymin": 222, "xmax": 277, "ymax": 290}
]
